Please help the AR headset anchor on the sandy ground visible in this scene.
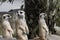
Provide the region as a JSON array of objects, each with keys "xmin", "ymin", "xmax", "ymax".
[
  {"xmin": 0, "ymin": 38, "xmax": 16, "ymax": 40},
  {"xmin": 0, "ymin": 34, "xmax": 60, "ymax": 40}
]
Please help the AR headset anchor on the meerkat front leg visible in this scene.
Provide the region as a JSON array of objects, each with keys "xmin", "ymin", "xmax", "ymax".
[{"xmin": 25, "ymin": 24, "xmax": 29, "ymax": 35}]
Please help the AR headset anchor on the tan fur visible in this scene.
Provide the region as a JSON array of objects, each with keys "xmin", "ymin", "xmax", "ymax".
[
  {"xmin": 15, "ymin": 10, "xmax": 29, "ymax": 40},
  {"xmin": 2, "ymin": 14, "xmax": 14, "ymax": 38},
  {"xmin": 39, "ymin": 13, "xmax": 49, "ymax": 40}
]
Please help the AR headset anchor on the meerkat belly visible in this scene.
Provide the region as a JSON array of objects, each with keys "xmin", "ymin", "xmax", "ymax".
[
  {"xmin": 2, "ymin": 21, "xmax": 13, "ymax": 38},
  {"xmin": 39, "ymin": 21, "xmax": 48, "ymax": 40},
  {"xmin": 39, "ymin": 26, "xmax": 47, "ymax": 40},
  {"xmin": 3, "ymin": 30, "xmax": 11, "ymax": 38},
  {"xmin": 17, "ymin": 29, "xmax": 28, "ymax": 40},
  {"xmin": 16, "ymin": 23, "xmax": 28, "ymax": 40},
  {"xmin": 39, "ymin": 19, "xmax": 49, "ymax": 33},
  {"xmin": 17, "ymin": 22, "xmax": 26, "ymax": 33},
  {"xmin": 17, "ymin": 25, "xmax": 26, "ymax": 35}
]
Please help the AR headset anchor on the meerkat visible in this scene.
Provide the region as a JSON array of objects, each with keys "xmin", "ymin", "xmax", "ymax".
[
  {"xmin": 2, "ymin": 14, "xmax": 14, "ymax": 38},
  {"xmin": 15, "ymin": 10, "xmax": 29, "ymax": 40},
  {"xmin": 39, "ymin": 13, "xmax": 49, "ymax": 40}
]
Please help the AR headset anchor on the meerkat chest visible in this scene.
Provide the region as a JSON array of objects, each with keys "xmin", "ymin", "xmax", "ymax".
[
  {"xmin": 39, "ymin": 19, "xmax": 46, "ymax": 26},
  {"xmin": 3, "ymin": 29, "xmax": 10, "ymax": 36},
  {"xmin": 2, "ymin": 21, "xmax": 11, "ymax": 29},
  {"xmin": 39, "ymin": 19, "xmax": 49, "ymax": 32},
  {"xmin": 16, "ymin": 20, "xmax": 26, "ymax": 31},
  {"xmin": 16, "ymin": 20, "xmax": 26, "ymax": 27}
]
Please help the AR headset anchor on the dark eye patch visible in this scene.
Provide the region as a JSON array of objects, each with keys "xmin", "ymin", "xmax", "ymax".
[
  {"xmin": 3, "ymin": 16, "xmax": 5, "ymax": 19},
  {"xmin": 7, "ymin": 15, "xmax": 10, "ymax": 17},
  {"xmin": 20, "ymin": 11, "xmax": 23, "ymax": 14}
]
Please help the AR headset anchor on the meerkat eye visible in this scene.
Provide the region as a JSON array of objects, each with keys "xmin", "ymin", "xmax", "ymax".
[
  {"xmin": 20, "ymin": 12, "xmax": 23, "ymax": 14},
  {"xmin": 7, "ymin": 15, "xmax": 10, "ymax": 17}
]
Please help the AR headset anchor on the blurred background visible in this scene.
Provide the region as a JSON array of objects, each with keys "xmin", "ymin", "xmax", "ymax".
[{"xmin": 0, "ymin": 0, "xmax": 60, "ymax": 39}]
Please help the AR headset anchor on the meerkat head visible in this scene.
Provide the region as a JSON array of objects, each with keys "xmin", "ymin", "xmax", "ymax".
[
  {"xmin": 16, "ymin": 10, "xmax": 25, "ymax": 19},
  {"xmin": 39, "ymin": 13, "xmax": 47, "ymax": 18},
  {"xmin": 2, "ymin": 14, "xmax": 11, "ymax": 21}
]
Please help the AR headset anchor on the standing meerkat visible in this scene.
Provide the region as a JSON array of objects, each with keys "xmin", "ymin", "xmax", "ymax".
[
  {"xmin": 2, "ymin": 14, "xmax": 14, "ymax": 38},
  {"xmin": 15, "ymin": 10, "xmax": 29, "ymax": 40},
  {"xmin": 39, "ymin": 13, "xmax": 49, "ymax": 40}
]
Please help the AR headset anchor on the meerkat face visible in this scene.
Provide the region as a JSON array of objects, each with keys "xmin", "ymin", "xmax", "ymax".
[
  {"xmin": 2, "ymin": 14, "xmax": 11, "ymax": 20},
  {"xmin": 39, "ymin": 13, "xmax": 46, "ymax": 18},
  {"xmin": 16, "ymin": 10, "xmax": 25, "ymax": 19}
]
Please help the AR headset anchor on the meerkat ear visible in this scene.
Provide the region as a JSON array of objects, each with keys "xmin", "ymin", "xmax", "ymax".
[
  {"xmin": 20, "ymin": 4, "xmax": 25, "ymax": 10},
  {"xmin": 21, "ymin": 5, "xmax": 24, "ymax": 9}
]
